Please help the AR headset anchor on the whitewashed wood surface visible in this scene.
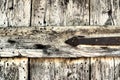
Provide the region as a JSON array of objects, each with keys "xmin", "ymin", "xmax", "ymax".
[
  {"xmin": 0, "ymin": 0, "xmax": 31, "ymax": 27},
  {"xmin": 0, "ymin": 26, "xmax": 119, "ymax": 57},
  {"xmin": 31, "ymin": 0, "xmax": 89, "ymax": 26},
  {"xmin": 0, "ymin": 58, "xmax": 28, "ymax": 80},
  {"xmin": 90, "ymin": 0, "xmax": 120, "ymax": 25},
  {"xmin": 0, "ymin": 0, "xmax": 120, "ymax": 80},
  {"xmin": 1, "ymin": 0, "xmax": 120, "ymax": 27}
]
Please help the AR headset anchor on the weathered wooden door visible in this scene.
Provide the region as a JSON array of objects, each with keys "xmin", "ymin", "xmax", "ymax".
[{"xmin": 0, "ymin": 0, "xmax": 120, "ymax": 80}]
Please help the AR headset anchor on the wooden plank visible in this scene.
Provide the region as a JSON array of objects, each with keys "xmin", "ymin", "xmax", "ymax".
[
  {"xmin": 32, "ymin": 0, "xmax": 89, "ymax": 26},
  {"xmin": 0, "ymin": 26, "xmax": 119, "ymax": 57},
  {"xmin": 30, "ymin": 58, "xmax": 89, "ymax": 80},
  {"xmin": 0, "ymin": 48, "xmax": 120, "ymax": 57},
  {"xmin": 0, "ymin": 0, "xmax": 30, "ymax": 27},
  {"xmin": 32, "ymin": 0, "xmax": 49, "ymax": 26},
  {"xmin": 1, "ymin": 26, "xmax": 120, "ymax": 49},
  {"xmin": 114, "ymin": 57, "xmax": 120, "ymax": 80},
  {"xmin": 32, "ymin": 0, "xmax": 64, "ymax": 26},
  {"xmin": 49, "ymin": 0, "xmax": 65, "ymax": 26},
  {"xmin": 91, "ymin": 57, "xmax": 114, "ymax": 80},
  {"xmin": 48, "ymin": 0, "xmax": 89, "ymax": 26},
  {"xmin": 0, "ymin": 0, "xmax": 8, "ymax": 27},
  {"xmin": 65, "ymin": 0, "xmax": 89, "ymax": 26},
  {"xmin": 90, "ymin": 0, "xmax": 120, "ymax": 25},
  {"xmin": 0, "ymin": 58, "xmax": 28, "ymax": 80}
]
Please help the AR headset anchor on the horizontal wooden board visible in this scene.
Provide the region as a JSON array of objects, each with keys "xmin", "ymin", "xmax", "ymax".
[
  {"xmin": 0, "ymin": 58, "xmax": 28, "ymax": 80},
  {"xmin": 0, "ymin": 26, "xmax": 120, "ymax": 57}
]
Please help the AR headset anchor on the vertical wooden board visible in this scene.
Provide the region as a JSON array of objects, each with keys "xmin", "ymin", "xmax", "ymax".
[
  {"xmin": 65, "ymin": 0, "xmax": 89, "ymax": 26},
  {"xmin": 49, "ymin": 0, "xmax": 65, "ymax": 26},
  {"xmin": 91, "ymin": 57, "xmax": 114, "ymax": 80},
  {"xmin": 32, "ymin": 0, "xmax": 49, "ymax": 26},
  {"xmin": 90, "ymin": 0, "xmax": 120, "ymax": 25},
  {"xmin": 32, "ymin": 0, "xmax": 65, "ymax": 26},
  {"xmin": 114, "ymin": 57, "xmax": 120, "ymax": 80},
  {"xmin": 49, "ymin": 0, "xmax": 89, "ymax": 26},
  {"xmin": 0, "ymin": 0, "xmax": 30, "ymax": 27},
  {"xmin": 8, "ymin": 0, "xmax": 31, "ymax": 26},
  {"xmin": 0, "ymin": 58, "xmax": 28, "ymax": 80},
  {"xmin": 32, "ymin": 0, "xmax": 89, "ymax": 26},
  {"xmin": 30, "ymin": 59, "xmax": 55, "ymax": 80},
  {"xmin": 30, "ymin": 58, "xmax": 90, "ymax": 80},
  {"xmin": 0, "ymin": 0, "xmax": 8, "ymax": 27}
]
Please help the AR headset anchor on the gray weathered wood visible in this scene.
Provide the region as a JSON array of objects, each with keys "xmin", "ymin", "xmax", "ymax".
[
  {"xmin": 0, "ymin": 26, "xmax": 120, "ymax": 57},
  {"xmin": 0, "ymin": 0, "xmax": 31, "ymax": 27},
  {"xmin": 91, "ymin": 57, "xmax": 114, "ymax": 80},
  {"xmin": 30, "ymin": 58, "xmax": 89, "ymax": 80},
  {"xmin": 65, "ymin": 0, "xmax": 89, "ymax": 26},
  {"xmin": 31, "ymin": 0, "xmax": 49, "ymax": 26},
  {"xmin": 49, "ymin": 0, "xmax": 65, "ymax": 26},
  {"xmin": 0, "ymin": 0, "xmax": 8, "ymax": 27},
  {"xmin": 114, "ymin": 57, "xmax": 120, "ymax": 80},
  {"xmin": 32, "ymin": 0, "xmax": 89, "ymax": 26},
  {"xmin": 0, "ymin": 58, "xmax": 28, "ymax": 80},
  {"xmin": 90, "ymin": 0, "xmax": 120, "ymax": 25}
]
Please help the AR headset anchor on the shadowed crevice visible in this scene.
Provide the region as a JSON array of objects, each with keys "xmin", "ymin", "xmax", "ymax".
[{"xmin": 34, "ymin": 44, "xmax": 51, "ymax": 49}]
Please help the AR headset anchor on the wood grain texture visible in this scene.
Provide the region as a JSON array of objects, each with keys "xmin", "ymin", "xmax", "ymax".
[
  {"xmin": 0, "ymin": 0, "xmax": 30, "ymax": 27},
  {"xmin": 30, "ymin": 58, "xmax": 89, "ymax": 80},
  {"xmin": 0, "ymin": 58, "xmax": 28, "ymax": 80},
  {"xmin": 65, "ymin": 0, "xmax": 89, "ymax": 26},
  {"xmin": 32, "ymin": 0, "xmax": 89, "ymax": 26},
  {"xmin": 0, "ymin": 0, "xmax": 8, "ymax": 27},
  {"xmin": 0, "ymin": 26, "xmax": 119, "ymax": 57},
  {"xmin": 0, "ymin": 26, "xmax": 120, "ymax": 48},
  {"xmin": 114, "ymin": 57, "xmax": 120, "ymax": 80},
  {"xmin": 31, "ymin": 0, "xmax": 49, "ymax": 26},
  {"xmin": 90, "ymin": 0, "xmax": 120, "ymax": 25},
  {"xmin": 49, "ymin": 0, "xmax": 65, "ymax": 26},
  {"xmin": 91, "ymin": 57, "xmax": 114, "ymax": 80}
]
